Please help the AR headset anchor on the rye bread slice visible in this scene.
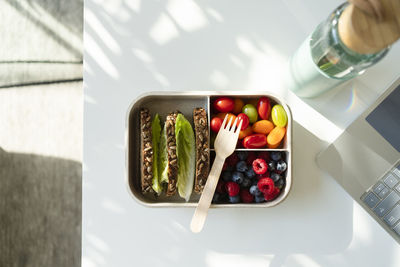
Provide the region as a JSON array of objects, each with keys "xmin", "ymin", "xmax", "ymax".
[
  {"xmin": 193, "ymin": 108, "xmax": 210, "ymax": 194},
  {"xmin": 140, "ymin": 108, "xmax": 154, "ymax": 193},
  {"xmin": 165, "ymin": 111, "xmax": 180, "ymax": 196}
]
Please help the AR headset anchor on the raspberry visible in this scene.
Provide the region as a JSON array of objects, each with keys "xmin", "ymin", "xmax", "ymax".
[
  {"xmin": 226, "ymin": 153, "xmax": 239, "ymax": 166},
  {"xmin": 257, "ymin": 151, "xmax": 270, "ymax": 162},
  {"xmin": 246, "ymin": 152, "xmax": 257, "ymax": 165},
  {"xmin": 257, "ymin": 178, "xmax": 275, "ymax": 195},
  {"xmin": 216, "ymin": 180, "xmax": 226, "ymax": 194},
  {"xmin": 240, "ymin": 189, "xmax": 254, "ymax": 203},
  {"xmin": 264, "ymin": 187, "xmax": 280, "ymax": 201},
  {"xmin": 225, "ymin": 181, "xmax": 240, "ymax": 197},
  {"xmin": 252, "ymin": 158, "xmax": 268, "ymax": 174}
]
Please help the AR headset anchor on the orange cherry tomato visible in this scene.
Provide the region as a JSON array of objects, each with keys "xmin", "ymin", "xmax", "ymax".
[
  {"xmin": 267, "ymin": 127, "xmax": 286, "ymax": 148},
  {"xmin": 252, "ymin": 120, "xmax": 274, "ymax": 134},
  {"xmin": 233, "ymin": 98, "xmax": 244, "ymax": 114},
  {"xmin": 216, "ymin": 113, "xmax": 238, "ymax": 127},
  {"xmin": 248, "ymin": 99, "xmax": 259, "ymax": 107},
  {"xmin": 239, "ymin": 126, "xmax": 253, "ymax": 140}
]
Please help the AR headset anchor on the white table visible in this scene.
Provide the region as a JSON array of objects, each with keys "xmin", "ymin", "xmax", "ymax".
[{"xmin": 83, "ymin": 1, "xmax": 400, "ymax": 266}]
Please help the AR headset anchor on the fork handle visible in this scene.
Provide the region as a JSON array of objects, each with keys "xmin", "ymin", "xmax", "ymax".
[{"xmin": 190, "ymin": 155, "xmax": 225, "ymax": 233}]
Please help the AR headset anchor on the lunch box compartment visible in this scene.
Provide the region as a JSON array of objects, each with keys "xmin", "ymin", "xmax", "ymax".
[
  {"xmin": 209, "ymin": 95, "xmax": 290, "ymax": 150},
  {"xmin": 126, "ymin": 92, "xmax": 292, "ymax": 207}
]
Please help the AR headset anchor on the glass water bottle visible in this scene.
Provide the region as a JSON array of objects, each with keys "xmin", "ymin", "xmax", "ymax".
[{"xmin": 287, "ymin": 3, "xmax": 389, "ymax": 98}]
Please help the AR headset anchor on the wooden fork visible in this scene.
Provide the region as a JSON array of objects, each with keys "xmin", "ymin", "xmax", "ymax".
[{"xmin": 190, "ymin": 115, "xmax": 242, "ymax": 233}]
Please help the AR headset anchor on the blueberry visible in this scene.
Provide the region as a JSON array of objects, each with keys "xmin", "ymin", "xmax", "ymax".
[
  {"xmin": 270, "ymin": 151, "xmax": 282, "ymax": 161},
  {"xmin": 245, "ymin": 168, "xmax": 256, "ymax": 178},
  {"xmin": 232, "ymin": 171, "xmax": 244, "ymax": 184},
  {"xmin": 255, "ymin": 194, "xmax": 265, "ymax": 203},
  {"xmin": 249, "ymin": 185, "xmax": 262, "ymax": 196},
  {"xmin": 221, "ymin": 171, "xmax": 232, "ymax": 182},
  {"xmin": 236, "ymin": 161, "xmax": 248, "ymax": 172},
  {"xmin": 275, "ymin": 178, "xmax": 285, "ymax": 189},
  {"xmin": 212, "ymin": 193, "xmax": 221, "ymax": 203},
  {"xmin": 270, "ymin": 172, "xmax": 282, "ymax": 182},
  {"xmin": 276, "ymin": 160, "xmax": 287, "ymax": 173},
  {"xmin": 267, "ymin": 161, "xmax": 276, "ymax": 172},
  {"xmin": 237, "ymin": 151, "xmax": 248, "ymax": 161},
  {"xmin": 229, "ymin": 195, "xmax": 240, "ymax": 203},
  {"xmin": 242, "ymin": 178, "xmax": 252, "ymax": 187}
]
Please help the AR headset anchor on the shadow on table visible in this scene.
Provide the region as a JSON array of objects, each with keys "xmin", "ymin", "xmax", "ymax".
[{"xmin": 0, "ymin": 147, "xmax": 81, "ymax": 267}]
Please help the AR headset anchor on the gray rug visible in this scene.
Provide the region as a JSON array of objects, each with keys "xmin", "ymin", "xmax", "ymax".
[
  {"xmin": 0, "ymin": 0, "xmax": 83, "ymax": 266},
  {"xmin": 0, "ymin": 148, "xmax": 81, "ymax": 267},
  {"xmin": 0, "ymin": 0, "xmax": 83, "ymax": 87}
]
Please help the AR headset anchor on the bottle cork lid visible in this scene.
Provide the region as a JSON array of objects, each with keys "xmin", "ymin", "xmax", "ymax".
[{"xmin": 338, "ymin": 0, "xmax": 400, "ymax": 54}]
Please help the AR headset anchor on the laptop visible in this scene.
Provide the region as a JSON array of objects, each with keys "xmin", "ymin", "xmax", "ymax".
[{"xmin": 317, "ymin": 77, "xmax": 400, "ymax": 244}]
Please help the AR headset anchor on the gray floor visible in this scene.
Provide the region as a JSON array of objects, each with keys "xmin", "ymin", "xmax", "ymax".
[{"xmin": 0, "ymin": 0, "xmax": 82, "ymax": 266}]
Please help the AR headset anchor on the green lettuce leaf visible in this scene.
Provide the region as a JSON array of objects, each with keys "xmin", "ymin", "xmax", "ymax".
[
  {"xmin": 175, "ymin": 114, "xmax": 195, "ymax": 201},
  {"xmin": 151, "ymin": 114, "xmax": 162, "ymax": 194},
  {"xmin": 159, "ymin": 122, "xmax": 169, "ymax": 185}
]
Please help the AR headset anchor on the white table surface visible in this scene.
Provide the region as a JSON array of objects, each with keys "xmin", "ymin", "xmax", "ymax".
[{"xmin": 83, "ymin": 1, "xmax": 400, "ymax": 266}]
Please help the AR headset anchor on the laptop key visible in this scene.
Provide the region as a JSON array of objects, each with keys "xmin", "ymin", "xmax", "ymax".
[
  {"xmin": 363, "ymin": 192, "xmax": 380, "ymax": 209},
  {"xmin": 394, "ymin": 223, "xmax": 400, "ymax": 236},
  {"xmin": 373, "ymin": 182, "xmax": 385, "ymax": 195},
  {"xmin": 393, "ymin": 165, "xmax": 400, "ymax": 178},
  {"xmin": 379, "ymin": 187, "xmax": 390, "ymax": 199},
  {"xmin": 396, "ymin": 183, "xmax": 400, "ymax": 193},
  {"xmin": 384, "ymin": 205, "xmax": 400, "ymax": 227},
  {"xmin": 384, "ymin": 173, "xmax": 399, "ymax": 188},
  {"xmin": 373, "ymin": 191, "xmax": 400, "ymax": 217}
]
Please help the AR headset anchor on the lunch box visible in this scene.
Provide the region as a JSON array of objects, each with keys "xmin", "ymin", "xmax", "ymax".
[{"xmin": 126, "ymin": 91, "xmax": 292, "ymax": 207}]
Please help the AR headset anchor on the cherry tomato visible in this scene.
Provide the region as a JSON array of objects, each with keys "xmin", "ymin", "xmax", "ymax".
[
  {"xmin": 237, "ymin": 113, "xmax": 249, "ymax": 130},
  {"xmin": 216, "ymin": 113, "xmax": 238, "ymax": 127},
  {"xmin": 243, "ymin": 134, "xmax": 268, "ymax": 148},
  {"xmin": 210, "ymin": 117, "xmax": 223, "ymax": 133},
  {"xmin": 252, "ymin": 120, "xmax": 274, "ymax": 134},
  {"xmin": 242, "ymin": 104, "xmax": 258, "ymax": 123},
  {"xmin": 239, "ymin": 126, "xmax": 253, "ymax": 140},
  {"xmin": 267, "ymin": 127, "xmax": 286, "ymax": 148},
  {"xmin": 257, "ymin": 97, "xmax": 271, "ymax": 120},
  {"xmin": 213, "ymin": 97, "xmax": 234, "ymax": 113},
  {"xmin": 233, "ymin": 98, "xmax": 244, "ymax": 114}
]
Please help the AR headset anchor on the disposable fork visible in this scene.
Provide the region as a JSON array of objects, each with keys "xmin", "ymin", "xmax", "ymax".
[{"xmin": 190, "ymin": 115, "xmax": 242, "ymax": 233}]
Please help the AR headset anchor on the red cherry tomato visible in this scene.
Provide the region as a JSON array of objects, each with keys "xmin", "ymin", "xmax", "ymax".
[
  {"xmin": 213, "ymin": 97, "xmax": 235, "ymax": 113},
  {"xmin": 237, "ymin": 113, "xmax": 249, "ymax": 130},
  {"xmin": 243, "ymin": 134, "xmax": 268, "ymax": 148},
  {"xmin": 257, "ymin": 97, "xmax": 271, "ymax": 120},
  {"xmin": 210, "ymin": 117, "xmax": 223, "ymax": 133}
]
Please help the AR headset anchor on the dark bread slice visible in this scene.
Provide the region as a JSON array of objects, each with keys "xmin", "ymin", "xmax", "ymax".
[
  {"xmin": 165, "ymin": 111, "xmax": 179, "ymax": 196},
  {"xmin": 193, "ymin": 108, "xmax": 210, "ymax": 194},
  {"xmin": 140, "ymin": 108, "xmax": 154, "ymax": 193}
]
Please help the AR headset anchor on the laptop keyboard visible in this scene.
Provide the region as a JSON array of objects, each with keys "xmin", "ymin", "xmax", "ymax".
[{"xmin": 362, "ymin": 163, "xmax": 400, "ymax": 237}]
